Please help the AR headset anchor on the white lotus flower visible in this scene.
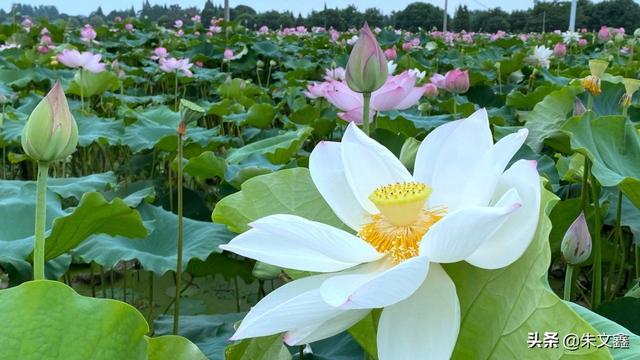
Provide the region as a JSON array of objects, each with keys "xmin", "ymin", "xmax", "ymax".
[
  {"xmin": 220, "ymin": 108, "xmax": 541, "ymax": 359},
  {"xmin": 562, "ymin": 31, "xmax": 581, "ymax": 44},
  {"xmin": 408, "ymin": 68, "xmax": 426, "ymax": 81},
  {"xmin": 526, "ymin": 45, "xmax": 553, "ymax": 69},
  {"xmin": 387, "ymin": 60, "xmax": 397, "ymax": 75}
]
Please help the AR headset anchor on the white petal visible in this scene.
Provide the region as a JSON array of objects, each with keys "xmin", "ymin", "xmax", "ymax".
[
  {"xmin": 220, "ymin": 214, "xmax": 382, "ymax": 272},
  {"xmin": 230, "ymin": 273, "xmax": 338, "ymax": 340},
  {"xmin": 309, "ymin": 141, "xmax": 370, "ymax": 231},
  {"xmin": 283, "ymin": 309, "xmax": 369, "ymax": 346},
  {"xmin": 377, "ymin": 263, "xmax": 460, "ymax": 360},
  {"xmin": 420, "ymin": 188, "xmax": 523, "ymax": 263},
  {"xmin": 341, "ymin": 122, "xmax": 413, "ymax": 213},
  {"xmin": 459, "ymin": 129, "xmax": 528, "ymax": 208},
  {"xmin": 413, "ymin": 120, "xmax": 462, "ymax": 185},
  {"xmin": 414, "ymin": 108, "xmax": 493, "ymax": 211},
  {"xmin": 466, "ymin": 160, "xmax": 541, "ymax": 269},
  {"xmin": 320, "ymin": 256, "xmax": 429, "ymax": 309}
]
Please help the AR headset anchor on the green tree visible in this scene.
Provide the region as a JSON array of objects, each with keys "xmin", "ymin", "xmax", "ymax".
[
  {"xmin": 393, "ymin": 2, "xmax": 446, "ymax": 31},
  {"xmin": 452, "ymin": 5, "xmax": 470, "ymax": 32}
]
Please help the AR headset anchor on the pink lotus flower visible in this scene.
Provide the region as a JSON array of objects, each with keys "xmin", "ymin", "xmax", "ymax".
[
  {"xmin": 444, "ymin": 69, "xmax": 469, "ymax": 94},
  {"xmin": 177, "ymin": 29, "xmax": 184, "ymax": 37},
  {"xmin": 192, "ymin": 15, "xmax": 201, "ymax": 23},
  {"xmin": 37, "ymin": 45, "xmax": 50, "ymax": 54},
  {"xmin": 125, "ymin": 23, "xmax": 134, "ymax": 32},
  {"xmin": 577, "ymin": 38, "xmax": 588, "ymax": 47},
  {"xmin": 57, "ymin": 49, "xmax": 106, "ymax": 73},
  {"xmin": 402, "ymin": 42, "xmax": 413, "ymax": 51},
  {"xmin": 159, "ymin": 57, "xmax": 193, "ymax": 77},
  {"xmin": 304, "ymin": 82, "xmax": 331, "ymax": 99},
  {"xmin": 553, "ymin": 43, "xmax": 567, "ymax": 57},
  {"xmin": 324, "ymin": 67, "xmax": 346, "ymax": 81},
  {"xmin": 209, "ymin": 25, "xmax": 222, "ymax": 33},
  {"xmin": 330, "ymin": 29, "xmax": 340, "ymax": 42},
  {"xmin": 22, "ymin": 18, "xmax": 32, "ymax": 30},
  {"xmin": 174, "ymin": 20, "xmax": 183, "ymax": 29},
  {"xmin": 424, "ymin": 83, "xmax": 438, "ymax": 97},
  {"xmin": 40, "ymin": 35, "xmax": 52, "ymax": 46},
  {"xmin": 223, "ymin": 48, "xmax": 234, "ymax": 60},
  {"xmin": 598, "ymin": 26, "xmax": 610, "ymax": 42},
  {"xmin": 384, "ymin": 47, "xmax": 397, "ymax": 60},
  {"xmin": 114, "ymin": 16, "xmax": 122, "ymax": 23},
  {"xmin": 151, "ymin": 47, "xmax": 168, "ymax": 60},
  {"xmin": 80, "ymin": 25, "xmax": 96, "ymax": 42},
  {"xmin": 411, "ymin": 38, "xmax": 420, "ymax": 47},
  {"xmin": 430, "ymin": 73, "xmax": 446, "ymax": 89},
  {"xmin": 319, "ymin": 71, "xmax": 426, "ymax": 123},
  {"xmin": 259, "ymin": 25, "xmax": 269, "ymax": 34}
]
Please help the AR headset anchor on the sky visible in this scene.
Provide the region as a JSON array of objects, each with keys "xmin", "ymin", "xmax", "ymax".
[{"xmin": 0, "ymin": 0, "xmax": 584, "ymax": 16}]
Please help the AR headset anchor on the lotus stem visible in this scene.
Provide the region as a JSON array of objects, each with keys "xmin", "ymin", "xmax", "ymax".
[
  {"xmin": 173, "ymin": 121, "xmax": 185, "ymax": 335},
  {"xmin": 79, "ymin": 69, "xmax": 85, "ymax": 111},
  {"xmin": 362, "ymin": 92, "xmax": 371, "ymax": 136},
  {"xmin": 563, "ymin": 264, "xmax": 574, "ymax": 301},
  {"xmin": 33, "ymin": 161, "xmax": 49, "ymax": 280},
  {"xmin": 589, "ymin": 162, "xmax": 602, "ymax": 309},
  {"xmin": 174, "ymin": 71, "xmax": 179, "ymax": 111}
]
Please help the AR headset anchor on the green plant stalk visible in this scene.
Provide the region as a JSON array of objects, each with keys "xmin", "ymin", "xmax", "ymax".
[
  {"xmin": 174, "ymin": 71, "xmax": 179, "ymax": 111},
  {"xmin": 587, "ymin": 93, "xmax": 593, "ymax": 111},
  {"xmin": 173, "ymin": 122, "xmax": 185, "ymax": 335},
  {"xmin": 609, "ymin": 191, "xmax": 625, "ymax": 299},
  {"xmin": 100, "ymin": 266, "xmax": 106, "ymax": 297},
  {"xmin": 563, "ymin": 264, "xmax": 574, "ymax": 301},
  {"xmin": 453, "ymin": 99, "xmax": 457, "ymax": 117},
  {"xmin": 79, "ymin": 69, "xmax": 85, "ymax": 111},
  {"xmin": 148, "ymin": 272, "xmax": 155, "ymax": 321},
  {"xmin": 622, "ymin": 106, "xmax": 628, "ymax": 118},
  {"xmin": 362, "ymin": 92, "xmax": 371, "ymax": 136},
  {"xmin": 636, "ymin": 245, "xmax": 640, "ymax": 279},
  {"xmin": 33, "ymin": 161, "xmax": 49, "ymax": 280},
  {"xmin": 590, "ymin": 167, "xmax": 603, "ymax": 309}
]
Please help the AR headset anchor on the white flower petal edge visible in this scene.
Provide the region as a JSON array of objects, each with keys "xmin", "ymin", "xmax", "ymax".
[
  {"xmin": 466, "ymin": 159, "xmax": 541, "ymax": 269},
  {"xmin": 415, "ymin": 108, "xmax": 493, "ymax": 211},
  {"xmin": 220, "ymin": 214, "xmax": 382, "ymax": 272},
  {"xmin": 230, "ymin": 273, "xmax": 346, "ymax": 340},
  {"xmin": 377, "ymin": 263, "xmax": 460, "ymax": 360},
  {"xmin": 283, "ymin": 309, "xmax": 370, "ymax": 346},
  {"xmin": 309, "ymin": 141, "xmax": 370, "ymax": 231},
  {"xmin": 420, "ymin": 188, "xmax": 522, "ymax": 263},
  {"xmin": 320, "ymin": 256, "xmax": 430, "ymax": 309},
  {"xmin": 341, "ymin": 122, "xmax": 413, "ymax": 213}
]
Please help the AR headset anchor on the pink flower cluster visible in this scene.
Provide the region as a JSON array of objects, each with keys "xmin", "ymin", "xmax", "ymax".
[{"xmin": 305, "ymin": 67, "xmax": 427, "ymax": 123}]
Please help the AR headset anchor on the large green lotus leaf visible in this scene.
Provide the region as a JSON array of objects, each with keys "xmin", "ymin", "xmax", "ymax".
[
  {"xmin": 253, "ymin": 40, "xmax": 281, "ymax": 57},
  {"xmin": 147, "ymin": 335, "xmax": 208, "ymax": 360},
  {"xmin": 596, "ymin": 297, "xmax": 640, "ymax": 335},
  {"xmin": 226, "ymin": 128, "xmax": 312, "ymax": 165},
  {"xmin": 586, "ymin": 81, "xmax": 626, "ymax": 116},
  {"xmin": 224, "ymin": 154, "xmax": 284, "ymax": 189},
  {"xmin": 506, "ymin": 85, "xmax": 559, "ymax": 110},
  {"xmin": 184, "ymin": 151, "xmax": 226, "ymax": 180},
  {"xmin": 123, "ymin": 106, "xmax": 221, "ymax": 153},
  {"xmin": 40, "ymin": 192, "xmax": 147, "ymax": 261},
  {"xmin": 73, "ymin": 111, "xmax": 125, "ymax": 147},
  {"xmin": 0, "ymin": 280, "xmax": 205, "ymax": 359},
  {"xmin": 523, "ymin": 85, "xmax": 583, "ymax": 152},
  {"xmin": 212, "ymin": 168, "xmax": 348, "ymax": 234},
  {"xmin": 226, "ymin": 334, "xmax": 292, "ymax": 360},
  {"xmin": 376, "ymin": 111, "xmax": 451, "ymax": 137},
  {"xmin": 563, "ymin": 112, "xmax": 640, "ymax": 209},
  {"xmin": 47, "ymin": 172, "xmax": 116, "ymax": 199},
  {"xmin": 568, "ymin": 302, "xmax": 640, "ymax": 359},
  {"xmin": 603, "ymin": 189, "xmax": 640, "ymax": 245},
  {"xmin": 444, "ymin": 188, "xmax": 610, "ymax": 359},
  {"xmin": 68, "ymin": 70, "xmax": 121, "ymax": 97},
  {"xmin": 73, "ymin": 203, "xmax": 234, "ymax": 275}
]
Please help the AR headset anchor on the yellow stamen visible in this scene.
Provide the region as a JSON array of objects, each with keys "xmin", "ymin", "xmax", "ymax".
[
  {"xmin": 581, "ymin": 75, "xmax": 601, "ymax": 95},
  {"xmin": 361, "ymin": 182, "xmax": 444, "ymax": 262}
]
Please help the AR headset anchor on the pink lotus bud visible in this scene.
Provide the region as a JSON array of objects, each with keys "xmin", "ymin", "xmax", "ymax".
[
  {"xmin": 37, "ymin": 45, "xmax": 49, "ymax": 54},
  {"xmin": 195, "ymin": 61, "xmax": 204, "ymax": 67},
  {"xmin": 345, "ymin": 23, "xmax": 388, "ymax": 93},
  {"xmin": 411, "ymin": 38, "xmax": 420, "ymax": 46},
  {"xmin": 192, "ymin": 15, "xmax": 201, "ymax": 23},
  {"xmin": 553, "ymin": 43, "xmax": 567, "ymax": 57},
  {"xmin": 424, "ymin": 83, "xmax": 438, "ymax": 97},
  {"xmin": 259, "ymin": 26, "xmax": 269, "ymax": 33},
  {"xmin": 444, "ymin": 69, "xmax": 470, "ymax": 94},
  {"xmin": 40, "ymin": 35, "xmax": 52, "ymax": 45},
  {"xmin": 577, "ymin": 38, "xmax": 588, "ymax": 47},
  {"xmin": 174, "ymin": 20, "xmax": 183, "ymax": 29},
  {"xmin": 125, "ymin": 23, "xmax": 134, "ymax": 32},
  {"xmin": 430, "ymin": 73, "xmax": 446, "ymax": 88},
  {"xmin": 81, "ymin": 25, "xmax": 96, "ymax": 42},
  {"xmin": 561, "ymin": 212, "xmax": 592, "ymax": 265},
  {"xmin": 223, "ymin": 48, "xmax": 234, "ymax": 60},
  {"xmin": 384, "ymin": 47, "xmax": 397, "ymax": 60},
  {"xmin": 402, "ymin": 42, "xmax": 413, "ymax": 51},
  {"xmin": 598, "ymin": 26, "xmax": 610, "ymax": 42}
]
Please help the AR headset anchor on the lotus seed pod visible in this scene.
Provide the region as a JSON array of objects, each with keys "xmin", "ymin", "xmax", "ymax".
[{"xmin": 21, "ymin": 81, "xmax": 78, "ymax": 162}]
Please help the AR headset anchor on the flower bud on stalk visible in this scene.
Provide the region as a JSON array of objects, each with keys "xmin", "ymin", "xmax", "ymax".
[
  {"xmin": 345, "ymin": 23, "xmax": 388, "ymax": 93},
  {"xmin": 444, "ymin": 69, "xmax": 470, "ymax": 94},
  {"xmin": 581, "ymin": 59, "xmax": 609, "ymax": 95},
  {"xmin": 621, "ymin": 78, "xmax": 640, "ymax": 108},
  {"xmin": 21, "ymin": 81, "xmax": 78, "ymax": 163},
  {"xmin": 561, "ymin": 212, "xmax": 592, "ymax": 265}
]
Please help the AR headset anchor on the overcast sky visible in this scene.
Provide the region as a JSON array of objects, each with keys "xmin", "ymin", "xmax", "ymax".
[{"xmin": 0, "ymin": 0, "xmax": 608, "ymax": 16}]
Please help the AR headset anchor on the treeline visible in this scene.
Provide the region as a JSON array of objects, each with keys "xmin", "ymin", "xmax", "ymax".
[{"xmin": 2, "ymin": 0, "xmax": 639, "ymax": 33}]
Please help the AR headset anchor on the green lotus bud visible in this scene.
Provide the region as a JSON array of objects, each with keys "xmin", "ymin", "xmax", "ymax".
[
  {"xmin": 561, "ymin": 212, "xmax": 592, "ymax": 265},
  {"xmin": 256, "ymin": 60, "xmax": 265, "ymax": 68},
  {"xmin": 345, "ymin": 22, "xmax": 388, "ymax": 93},
  {"xmin": 399, "ymin": 137, "xmax": 420, "ymax": 171},
  {"xmin": 635, "ymin": 28, "xmax": 640, "ymax": 37},
  {"xmin": 614, "ymin": 33, "xmax": 624, "ymax": 44},
  {"xmin": 269, "ymin": 60, "xmax": 276, "ymax": 67},
  {"xmin": 21, "ymin": 81, "xmax": 78, "ymax": 162},
  {"xmin": 179, "ymin": 99, "xmax": 205, "ymax": 125}
]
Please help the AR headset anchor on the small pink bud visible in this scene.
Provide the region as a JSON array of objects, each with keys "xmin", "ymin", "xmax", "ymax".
[
  {"xmin": 598, "ymin": 26, "xmax": 610, "ymax": 42},
  {"xmin": 345, "ymin": 22, "xmax": 388, "ymax": 93},
  {"xmin": 224, "ymin": 48, "xmax": 234, "ymax": 60},
  {"xmin": 553, "ymin": 43, "xmax": 567, "ymax": 57},
  {"xmin": 384, "ymin": 47, "xmax": 397, "ymax": 60},
  {"xmin": 577, "ymin": 38, "xmax": 588, "ymax": 47},
  {"xmin": 561, "ymin": 212, "xmax": 592, "ymax": 265},
  {"xmin": 424, "ymin": 83, "xmax": 438, "ymax": 97},
  {"xmin": 444, "ymin": 69, "xmax": 470, "ymax": 94},
  {"xmin": 402, "ymin": 42, "xmax": 413, "ymax": 51}
]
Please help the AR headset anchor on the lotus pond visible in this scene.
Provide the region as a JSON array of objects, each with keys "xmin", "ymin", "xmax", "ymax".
[{"xmin": 0, "ymin": 14, "xmax": 638, "ymax": 360}]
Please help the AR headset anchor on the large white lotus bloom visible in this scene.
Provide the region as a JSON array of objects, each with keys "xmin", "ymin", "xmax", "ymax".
[
  {"xmin": 220, "ymin": 108, "xmax": 541, "ymax": 359},
  {"xmin": 526, "ymin": 45, "xmax": 553, "ymax": 69}
]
